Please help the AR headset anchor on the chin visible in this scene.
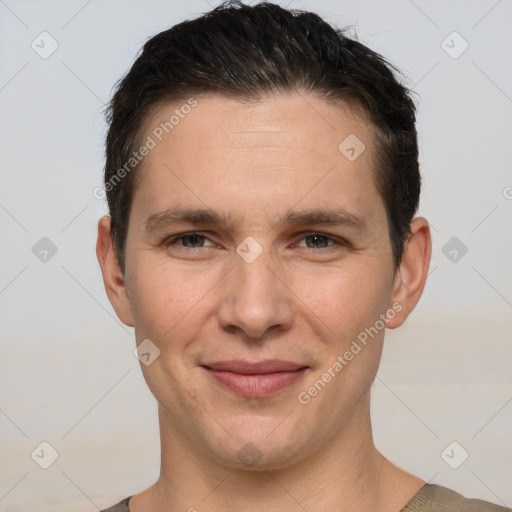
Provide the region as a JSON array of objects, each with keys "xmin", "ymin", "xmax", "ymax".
[{"xmin": 201, "ymin": 414, "xmax": 315, "ymax": 471}]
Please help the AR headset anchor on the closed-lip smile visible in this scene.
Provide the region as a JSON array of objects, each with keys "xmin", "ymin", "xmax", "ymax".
[{"xmin": 201, "ymin": 359, "xmax": 309, "ymax": 397}]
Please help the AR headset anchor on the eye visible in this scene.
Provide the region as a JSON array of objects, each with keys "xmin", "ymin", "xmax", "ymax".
[
  {"xmin": 165, "ymin": 232, "xmax": 215, "ymax": 248},
  {"xmin": 295, "ymin": 232, "xmax": 346, "ymax": 251},
  {"xmin": 163, "ymin": 231, "xmax": 347, "ymax": 252}
]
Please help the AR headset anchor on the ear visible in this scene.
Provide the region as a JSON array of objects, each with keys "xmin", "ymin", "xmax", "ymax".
[
  {"xmin": 386, "ymin": 217, "xmax": 431, "ymax": 329},
  {"xmin": 96, "ymin": 215, "xmax": 134, "ymax": 327}
]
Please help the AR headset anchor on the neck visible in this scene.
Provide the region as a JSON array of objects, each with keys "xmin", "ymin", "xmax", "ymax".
[{"xmin": 131, "ymin": 392, "xmax": 424, "ymax": 512}]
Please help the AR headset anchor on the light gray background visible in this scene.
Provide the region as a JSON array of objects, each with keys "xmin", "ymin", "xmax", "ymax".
[{"xmin": 1, "ymin": 0, "xmax": 511, "ymax": 510}]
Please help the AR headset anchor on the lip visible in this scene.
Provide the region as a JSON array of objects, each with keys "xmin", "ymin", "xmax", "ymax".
[
  {"xmin": 203, "ymin": 359, "xmax": 306, "ymax": 374},
  {"xmin": 202, "ymin": 360, "xmax": 308, "ymax": 398}
]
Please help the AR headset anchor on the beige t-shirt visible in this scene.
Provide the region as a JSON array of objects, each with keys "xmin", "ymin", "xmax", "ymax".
[{"xmin": 100, "ymin": 483, "xmax": 511, "ymax": 511}]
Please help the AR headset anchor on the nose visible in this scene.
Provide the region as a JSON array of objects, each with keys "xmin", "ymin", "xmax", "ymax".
[{"xmin": 216, "ymin": 245, "xmax": 295, "ymax": 341}]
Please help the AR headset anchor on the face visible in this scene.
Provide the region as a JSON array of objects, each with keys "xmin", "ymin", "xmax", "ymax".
[{"xmin": 99, "ymin": 92, "xmax": 427, "ymax": 470}]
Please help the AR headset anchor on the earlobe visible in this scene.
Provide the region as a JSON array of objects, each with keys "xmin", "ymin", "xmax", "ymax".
[
  {"xmin": 386, "ymin": 217, "xmax": 431, "ymax": 329},
  {"xmin": 96, "ymin": 215, "xmax": 134, "ymax": 327}
]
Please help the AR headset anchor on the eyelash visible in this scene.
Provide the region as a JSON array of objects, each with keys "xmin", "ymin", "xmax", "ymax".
[{"xmin": 163, "ymin": 232, "xmax": 347, "ymax": 252}]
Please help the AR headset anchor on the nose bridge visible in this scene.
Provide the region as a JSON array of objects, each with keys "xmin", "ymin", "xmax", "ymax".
[
  {"xmin": 218, "ymin": 243, "xmax": 293, "ymax": 338},
  {"xmin": 235, "ymin": 245, "xmax": 276, "ymax": 296}
]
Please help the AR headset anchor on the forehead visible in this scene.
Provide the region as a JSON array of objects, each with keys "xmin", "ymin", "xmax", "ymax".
[
  {"xmin": 141, "ymin": 92, "xmax": 375, "ymax": 164},
  {"xmin": 132, "ymin": 92, "xmax": 382, "ymax": 225}
]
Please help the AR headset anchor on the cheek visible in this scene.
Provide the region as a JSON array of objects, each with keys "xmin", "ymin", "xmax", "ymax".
[
  {"xmin": 300, "ymin": 260, "xmax": 393, "ymax": 336},
  {"xmin": 127, "ymin": 256, "xmax": 220, "ymax": 344},
  {"xmin": 127, "ymin": 264, "xmax": 182, "ymax": 338},
  {"xmin": 295, "ymin": 268, "xmax": 390, "ymax": 418}
]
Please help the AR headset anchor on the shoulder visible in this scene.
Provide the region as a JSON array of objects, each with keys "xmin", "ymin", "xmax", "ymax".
[
  {"xmin": 97, "ymin": 487, "xmax": 512, "ymax": 512},
  {"xmin": 99, "ymin": 496, "xmax": 132, "ymax": 512},
  {"xmin": 402, "ymin": 483, "xmax": 511, "ymax": 511}
]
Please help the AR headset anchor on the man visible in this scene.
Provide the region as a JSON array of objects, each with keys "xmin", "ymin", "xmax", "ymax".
[{"xmin": 96, "ymin": 1, "xmax": 509, "ymax": 511}]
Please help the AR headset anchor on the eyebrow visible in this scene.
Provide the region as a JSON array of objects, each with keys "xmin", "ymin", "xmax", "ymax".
[
  {"xmin": 276, "ymin": 208, "xmax": 367, "ymax": 231},
  {"xmin": 144, "ymin": 206, "xmax": 228, "ymax": 232},
  {"xmin": 144, "ymin": 206, "xmax": 367, "ymax": 233}
]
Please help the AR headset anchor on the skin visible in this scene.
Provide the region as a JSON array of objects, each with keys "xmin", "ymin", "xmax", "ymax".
[{"xmin": 97, "ymin": 92, "xmax": 431, "ymax": 511}]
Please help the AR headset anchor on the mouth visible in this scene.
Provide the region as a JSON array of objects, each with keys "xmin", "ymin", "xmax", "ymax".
[{"xmin": 201, "ymin": 360, "xmax": 309, "ymax": 398}]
